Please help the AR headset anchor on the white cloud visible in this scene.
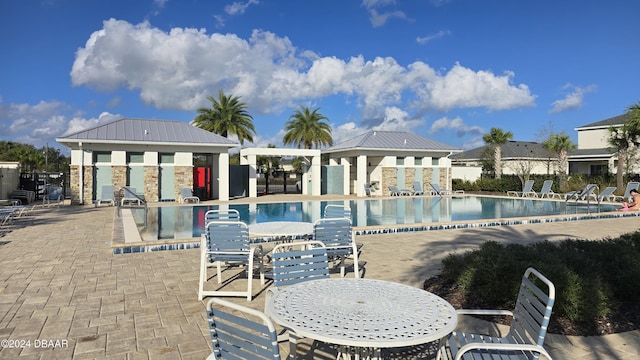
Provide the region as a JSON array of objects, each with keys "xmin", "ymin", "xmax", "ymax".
[
  {"xmin": 62, "ymin": 112, "xmax": 122, "ymax": 136},
  {"xmin": 372, "ymin": 106, "xmax": 424, "ymax": 132},
  {"xmin": 461, "ymin": 136, "xmax": 485, "ymax": 150},
  {"xmin": 70, "ymin": 20, "xmax": 536, "ymax": 128},
  {"xmin": 224, "ymin": 0, "xmax": 259, "ymax": 15},
  {"xmin": 361, "ymin": 0, "xmax": 408, "ymax": 27},
  {"xmin": 429, "ymin": 116, "xmax": 484, "ymax": 137},
  {"xmin": 416, "ymin": 29, "xmax": 451, "ymax": 44},
  {"xmin": 549, "ymin": 84, "xmax": 597, "ymax": 113}
]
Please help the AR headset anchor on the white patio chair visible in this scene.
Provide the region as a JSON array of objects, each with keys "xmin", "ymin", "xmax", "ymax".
[
  {"xmin": 206, "ymin": 297, "xmax": 281, "ymax": 360},
  {"xmin": 412, "ymin": 181, "xmax": 427, "ymax": 196},
  {"xmin": 613, "ymin": 181, "xmax": 640, "ymax": 202},
  {"xmin": 439, "ymin": 267, "xmax": 555, "ymax": 360},
  {"xmin": 536, "ymin": 180, "xmax": 561, "ymax": 199},
  {"xmin": 198, "ymin": 220, "xmax": 265, "ymax": 301},
  {"xmin": 271, "ymin": 240, "xmax": 329, "ymax": 289},
  {"xmin": 507, "ymin": 180, "xmax": 535, "ymax": 198},
  {"xmin": 204, "ymin": 209, "xmax": 241, "ymax": 222},
  {"xmin": 95, "ymin": 185, "xmax": 115, "ymax": 207},
  {"xmin": 364, "ymin": 183, "xmax": 372, "ymax": 196},
  {"xmin": 179, "ymin": 188, "xmax": 200, "ymax": 204},
  {"xmin": 313, "ymin": 218, "xmax": 360, "ymax": 277},
  {"xmin": 323, "ymin": 204, "xmax": 351, "ymax": 219}
]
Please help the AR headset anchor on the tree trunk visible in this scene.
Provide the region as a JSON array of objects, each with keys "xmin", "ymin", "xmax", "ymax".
[
  {"xmin": 617, "ymin": 149, "xmax": 626, "ymax": 194},
  {"xmin": 558, "ymin": 149, "xmax": 568, "ymax": 192},
  {"xmin": 494, "ymin": 146, "xmax": 502, "ymax": 179}
]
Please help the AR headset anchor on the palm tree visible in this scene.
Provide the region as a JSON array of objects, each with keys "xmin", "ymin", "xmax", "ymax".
[
  {"xmin": 543, "ymin": 133, "xmax": 576, "ymax": 191},
  {"xmin": 283, "ymin": 106, "xmax": 333, "ymax": 149},
  {"xmin": 193, "ymin": 90, "xmax": 256, "ymax": 145},
  {"xmin": 608, "ymin": 102, "xmax": 640, "ymax": 192},
  {"xmin": 482, "ymin": 127, "xmax": 513, "ymax": 179}
]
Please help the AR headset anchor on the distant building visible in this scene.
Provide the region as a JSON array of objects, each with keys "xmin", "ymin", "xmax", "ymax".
[
  {"xmin": 450, "ymin": 141, "xmax": 557, "ymax": 180},
  {"xmin": 569, "ymin": 114, "xmax": 627, "ymax": 175},
  {"xmin": 323, "ymin": 130, "xmax": 460, "ymax": 197}
]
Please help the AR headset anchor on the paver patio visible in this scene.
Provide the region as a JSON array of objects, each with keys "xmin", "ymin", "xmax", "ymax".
[{"xmin": 0, "ymin": 195, "xmax": 639, "ymax": 359}]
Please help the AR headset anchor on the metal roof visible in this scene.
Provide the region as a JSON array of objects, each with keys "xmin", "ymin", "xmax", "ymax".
[
  {"xmin": 450, "ymin": 141, "xmax": 554, "ymax": 161},
  {"xmin": 568, "ymin": 147, "xmax": 615, "ymax": 159},
  {"xmin": 57, "ymin": 118, "xmax": 238, "ymax": 146},
  {"xmin": 324, "ymin": 130, "xmax": 459, "ymax": 153}
]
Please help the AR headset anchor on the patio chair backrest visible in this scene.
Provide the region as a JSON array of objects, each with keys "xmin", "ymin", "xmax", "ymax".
[
  {"xmin": 413, "ymin": 181, "xmax": 424, "ymax": 193},
  {"xmin": 508, "ymin": 267, "xmax": 556, "ymax": 347},
  {"xmin": 522, "ymin": 180, "xmax": 535, "ymax": 193},
  {"xmin": 323, "ymin": 204, "xmax": 351, "ymax": 219},
  {"xmin": 430, "ymin": 183, "xmax": 444, "ymax": 195},
  {"xmin": 206, "ymin": 298, "xmax": 280, "ymax": 360},
  {"xmin": 539, "ymin": 180, "xmax": 553, "ymax": 195},
  {"xmin": 180, "ymin": 188, "xmax": 193, "ymax": 198},
  {"xmin": 272, "ymin": 241, "xmax": 329, "ymax": 289},
  {"xmin": 313, "ymin": 218, "xmax": 354, "ymax": 257},
  {"xmin": 205, "ymin": 221, "xmax": 251, "ymax": 263},
  {"xmin": 623, "ymin": 182, "xmax": 640, "ymax": 199},
  {"xmin": 205, "ymin": 209, "xmax": 241, "ymax": 222},
  {"xmin": 364, "ymin": 183, "xmax": 371, "ymax": 196},
  {"xmin": 598, "ymin": 186, "xmax": 617, "ymax": 201}
]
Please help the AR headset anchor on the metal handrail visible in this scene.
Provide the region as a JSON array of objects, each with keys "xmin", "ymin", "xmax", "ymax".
[
  {"xmin": 117, "ymin": 186, "xmax": 147, "ymax": 228},
  {"xmin": 565, "ymin": 184, "xmax": 600, "ymax": 214}
]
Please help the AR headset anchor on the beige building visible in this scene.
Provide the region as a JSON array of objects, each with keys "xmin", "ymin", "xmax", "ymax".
[
  {"xmin": 569, "ymin": 114, "xmax": 626, "ymax": 175},
  {"xmin": 56, "ymin": 118, "xmax": 238, "ymax": 204}
]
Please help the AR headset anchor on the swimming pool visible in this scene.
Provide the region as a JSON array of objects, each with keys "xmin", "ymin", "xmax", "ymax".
[{"xmin": 134, "ymin": 196, "xmax": 621, "ymax": 241}]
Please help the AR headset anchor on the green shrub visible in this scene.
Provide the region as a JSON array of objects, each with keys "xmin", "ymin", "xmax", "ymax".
[{"xmin": 437, "ymin": 234, "xmax": 640, "ymax": 328}]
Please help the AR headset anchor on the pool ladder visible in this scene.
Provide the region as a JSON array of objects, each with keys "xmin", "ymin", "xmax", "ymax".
[{"xmin": 565, "ymin": 184, "xmax": 600, "ymax": 214}]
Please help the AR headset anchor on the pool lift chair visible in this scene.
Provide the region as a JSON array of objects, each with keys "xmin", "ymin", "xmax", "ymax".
[
  {"xmin": 439, "ymin": 267, "xmax": 555, "ymax": 360},
  {"xmin": 199, "ymin": 220, "xmax": 265, "ymax": 301}
]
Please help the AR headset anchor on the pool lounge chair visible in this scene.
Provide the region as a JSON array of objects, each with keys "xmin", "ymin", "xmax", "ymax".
[
  {"xmin": 536, "ymin": 180, "xmax": 562, "ymax": 199},
  {"xmin": 364, "ymin": 183, "xmax": 372, "ymax": 196},
  {"xmin": 412, "ymin": 181, "xmax": 428, "ymax": 196},
  {"xmin": 597, "ymin": 186, "xmax": 618, "ymax": 202},
  {"xmin": 95, "ymin": 185, "xmax": 115, "ymax": 207},
  {"xmin": 613, "ymin": 181, "xmax": 640, "ymax": 202},
  {"xmin": 430, "ymin": 183, "xmax": 464, "ymax": 196},
  {"xmin": 121, "ymin": 187, "xmax": 142, "ymax": 206},
  {"xmin": 389, "ymin": 185, "xmax": 411, "ymax": 196},
  {"xmin": 179, "ymin": 188, "xmax": 200, "ymax": 204},
  {"xmin": 507, "ymin": 179, "xmax": 535, "ymax": 197},
  {"xmin": 42, "ymin": 187, "xmax": 63, "ymax": 208}
]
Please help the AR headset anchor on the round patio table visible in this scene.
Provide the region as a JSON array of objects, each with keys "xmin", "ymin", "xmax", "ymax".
[
  {"xmin": 248, "ymin": 221, "xmax": 314, "ymax": 242},
  {"xmin": 265, "ymin": 277, "xmax": 457, "ymax": 356}
]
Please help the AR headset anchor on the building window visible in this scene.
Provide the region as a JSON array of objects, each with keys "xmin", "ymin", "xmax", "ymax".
[
  {"xmin": 415, "ymin": 157, "xmax": 422, "ymax": 166},
  {"xmin": 590, "ymin": 164, "xmax": 608, "ymax": 175},
  {"xmin": 397, "ymin": 157, "xmax": 405, "ymax": 166},
  {"xmin": 127, "ymin": 152, "xmax": 144, "ymax": 163},
  {"xmin": 93, "ymin": 152, "xmax": 111, "ymax": 163},
  {"xmin": 160, "ymin": 153, "xmax": 175, "ymax": 164},
  {"xmin": 432, "ymin": 157, "xmax": 440, "ymax": 166}
]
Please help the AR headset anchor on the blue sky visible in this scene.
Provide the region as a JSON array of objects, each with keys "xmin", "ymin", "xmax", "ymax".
[{"xmin": 1, "ymin": 0, "xmax": 639, "ymax": 154}]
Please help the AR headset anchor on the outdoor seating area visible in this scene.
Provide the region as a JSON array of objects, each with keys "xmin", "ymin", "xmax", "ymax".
[{"xmin": 1, "ymin": 195, "xmax": 639, "ymax": 359}]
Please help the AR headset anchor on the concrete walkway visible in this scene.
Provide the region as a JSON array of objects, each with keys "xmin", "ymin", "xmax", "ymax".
[{"xmin": 0, "ymin": 198, "xmax": 639, "ymax": 359}]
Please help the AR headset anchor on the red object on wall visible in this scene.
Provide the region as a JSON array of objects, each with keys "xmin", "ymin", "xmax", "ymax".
[{"xmin": 193, "ymin": 167, "xmax": 211, "ymax": 199}]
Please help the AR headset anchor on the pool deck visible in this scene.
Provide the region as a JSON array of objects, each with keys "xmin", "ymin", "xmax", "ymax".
[{"xmin": 0, "ymin": 194, "xmax": 638, "ymax": 359}]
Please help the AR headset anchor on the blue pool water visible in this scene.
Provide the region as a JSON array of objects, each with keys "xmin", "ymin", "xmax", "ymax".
[{"xmin": 135, "ymin": 196, "xmax": 620, "ymax": 241}]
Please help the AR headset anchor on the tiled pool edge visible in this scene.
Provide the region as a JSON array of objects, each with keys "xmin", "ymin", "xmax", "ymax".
[{"xmin": 112, "ymin": 211, "xmax": 640, "ymax": 254}]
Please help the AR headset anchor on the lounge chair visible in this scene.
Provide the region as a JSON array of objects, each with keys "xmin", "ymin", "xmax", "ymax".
[
  {"xmin": 597, "ymin": 186, "xmax": 618, "ymax": 202},
  {"xmin": 431, "ymin": 183, "xmax": 465, "ymax": 196},
  {"xmin": 198, "ymin": 220, "xmax": 265, "ymax": 301},
  {"xmin": 441, "ymin": 267, "xmax": 555, "ymax": 360},
  {"xmin": 613, "ymin": 181, "xmax": 640, "ymax": 202},
  {"xmin": 389, "ymin": 185, "xmax": 411, "ymax": 196},
  {"xmin": 178, "ymin": 188, "xmax": 199, "ymax": 204},
  {"xmin": 412, "ymin": 181, "xmax": 427, "ymax": 196},
  {"xmin": 120, "ymin": 187, "xmax": 142, "ymax": 206},
  {"xmin": 205, "ymin": 298, "xmax": 280, "ymax": 360},
  {"xmin": 535, "ymin": 180, "xmax": 561, "ymax": 199},
  {"xmin": 95, "ymin": 185, "xmax": 115, "ymax": 207},
  {"xmin": 364, "ymin": 183, "xmax": 372, "ymax": 196},
  {"xmin": 507, "ymin": 180, "xmax": 535, "ymax": 197}
]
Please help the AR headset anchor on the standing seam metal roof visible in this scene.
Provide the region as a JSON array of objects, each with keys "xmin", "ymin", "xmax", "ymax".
[
  {"xmin": 324, "ymin": 131, "xmax": 459, "ymax": 152},
  {"xmin": 57, "ymin": 118, "xmax": 238, "ymax": 145}
]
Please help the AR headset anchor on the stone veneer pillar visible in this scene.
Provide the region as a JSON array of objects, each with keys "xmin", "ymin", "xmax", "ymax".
[
  {"xmin": 174, "ymin": 166, "xmax": 194, "ymax": 199},
  {"xmin": 144, "ymin": 166, "xmax": 159, "ymax": 202}
]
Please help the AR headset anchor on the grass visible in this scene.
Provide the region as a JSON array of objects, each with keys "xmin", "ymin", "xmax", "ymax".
[{"xmin": 425, "ymin": 232, "xmax": 640, "ymax": 335}]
